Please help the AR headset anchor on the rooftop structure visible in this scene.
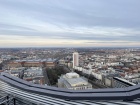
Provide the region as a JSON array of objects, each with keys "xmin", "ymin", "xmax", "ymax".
[
  {"xmin": 1, "ymin": 73, "xmax": 140, "ymax": 105},
  {"xmin": 66, "ymin": 72, "xmax": 80, "ymax": 78},
  {"xmin": 113, "ymin": 77, "xmax": 136, "ymax": 88}
]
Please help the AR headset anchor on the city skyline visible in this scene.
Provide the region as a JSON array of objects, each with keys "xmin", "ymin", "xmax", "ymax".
[{"xmin": 0, "ymin": 0, "xmax": 140, "ymax": 47}]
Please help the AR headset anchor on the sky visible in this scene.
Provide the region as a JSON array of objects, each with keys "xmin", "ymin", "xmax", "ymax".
[{"xmin": 0, "ymin": 0, "xmax": 140, "ymax": 47}]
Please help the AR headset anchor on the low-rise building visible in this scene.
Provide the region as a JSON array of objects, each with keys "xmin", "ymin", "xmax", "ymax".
[
  {"xmin": 8, "ymin": 58, "xmax": 57, "ymax": 68},
  {"xmin": 58, "ymin": 72, "xmax": 92, "ymax": 90},
  {"xmin": 23, "ymin": 67, "xmax": 44, "ymax": 85}
]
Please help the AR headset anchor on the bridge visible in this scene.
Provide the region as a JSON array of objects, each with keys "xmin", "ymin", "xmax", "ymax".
[{"xmin": 0, "ymin": 72, "xmax": 140, "ymax": 105}]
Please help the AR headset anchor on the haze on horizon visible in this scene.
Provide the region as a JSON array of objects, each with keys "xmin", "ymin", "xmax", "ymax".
[{"xmin": 0, "ymin": 0, "xmax": 140, "ymax": 48}]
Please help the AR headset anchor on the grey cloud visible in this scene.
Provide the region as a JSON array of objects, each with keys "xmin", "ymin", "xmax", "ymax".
[
  {"xmin": 0, "ymin": 28, "xmax": 140, "ymax": 42},
  {"xmin": 0, "ymin": 23, "xmax": 36, "ymax": 31},
  {"xmin": 0, "ymin": 0, "xmax": 140, "ymax": 47},
  {"xmin": 1, "ymin": 0, "xmax": 140, "ymax": 28}
]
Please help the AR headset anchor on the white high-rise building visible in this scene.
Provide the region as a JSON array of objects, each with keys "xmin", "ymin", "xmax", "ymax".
[{"xmin": 73, "ymin": 52, "xmax": 79, "ymax": 68}]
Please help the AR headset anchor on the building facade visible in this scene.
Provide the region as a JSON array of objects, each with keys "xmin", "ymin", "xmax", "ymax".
[
  {"xmin": 73, "ymin": 52, "xmax": 79, "ymax": 68},
  {"xmin": 8, "ymin": 59, "xmax": 57, "ymax": 68}
]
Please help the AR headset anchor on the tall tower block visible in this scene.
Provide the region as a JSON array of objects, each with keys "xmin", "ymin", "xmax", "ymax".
[{"xmin": 73, "ymin": 52, "xmax": 79, "ymax": 68}]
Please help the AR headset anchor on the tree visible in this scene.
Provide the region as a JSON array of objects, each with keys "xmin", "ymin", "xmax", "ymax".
[{"xmin": 46, "ymin": 66, "xmax": 68, "ymax": 85}]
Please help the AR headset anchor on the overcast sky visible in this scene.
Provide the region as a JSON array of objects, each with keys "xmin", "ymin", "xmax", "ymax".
[{"xmin": 0, "ymin": 0, "xmax": 140, "ymax": 47}]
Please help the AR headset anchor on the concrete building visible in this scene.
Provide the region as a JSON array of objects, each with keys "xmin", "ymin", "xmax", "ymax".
[
  {"xmin": 9, "ymin": 67, "xmax": 26, "ymax": 77},
  {"xmin": 23, "ymin": 67, "xmax": 44, "ymax": 85},
  {"xmin": 58, "ymin": 72, "xmax": 92, "ymax": 90},
  {"xmin": 7, "ymin": 67, "xmax": 44, "ymax": 85},
  {"xmin": 73, "ymin": 52, "xmax": 79, "ymax": 68},
  {"xmin": 59, "ymin": 59, "xmax": 66, "ymax": 65}
]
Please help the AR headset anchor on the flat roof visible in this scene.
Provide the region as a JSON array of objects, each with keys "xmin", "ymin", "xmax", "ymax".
[
  {"xmin": 67, "ymin": 77, "xmax": 88, "ymax": 87},
  {"xmin": 66, "ymin": 72, "xmax": 79, "ymax": 78}
]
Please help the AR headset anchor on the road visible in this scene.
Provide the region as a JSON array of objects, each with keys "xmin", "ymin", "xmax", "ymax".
[
  {"xmin": 88, "ymin": 79, "xmax": 108, "ymax": 89},
  {"xmin": 74, "ymin": 71, "xmax": 108, "ymax": 89},
  {"xmin": 63, "ymin": 65, "xmax": 71, "ymax": 72},
  {"xmin": 42, "ymin": 67, "xmax": 51, "ymax": 85}
]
